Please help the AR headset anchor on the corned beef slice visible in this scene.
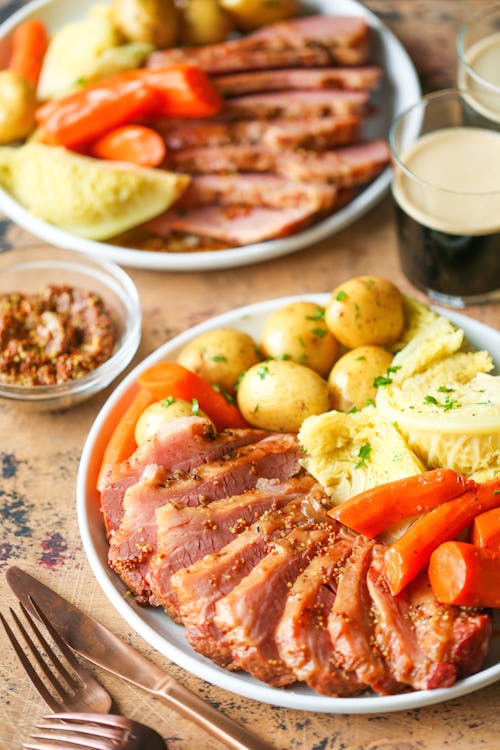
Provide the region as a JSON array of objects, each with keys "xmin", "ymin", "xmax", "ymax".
[
  {"xmin": 146, "ymin": 16, "xmax": 371, "ymax": 73},
  {"xmin": 99, "ymin": 416, "xmax": 266, "ymax": 534},
  {"xmin": 221, "ymin": 89, "xmax": 370, "ymax": 120},
  {"xmin": 214, "ymin": 524, "xmax": 333, "ymax": 687},
  {"xmin": 214, "ymin": 66, "xmax": 383, "ymax": 96},
  {"xmin": 108, "ymin": 433, "xmax": 302, "ymax": 604},
  {"xmin": 148, "ymin": 476, "xmax": 316, "ymax": 619},
  {"xmin": 157, "ymin": 115, "xmax": 362, "ymax": 151}
]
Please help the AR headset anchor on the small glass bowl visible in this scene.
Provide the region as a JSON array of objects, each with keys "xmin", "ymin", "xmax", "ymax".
[{"xmin": 0, "ymin": 247, "xmax": 141, "ymax": 411}]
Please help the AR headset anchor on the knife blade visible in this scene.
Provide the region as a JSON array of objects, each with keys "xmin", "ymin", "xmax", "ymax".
[{"xmin": 6, "ymin": 566, "xmax": 276, "ymax": 750}]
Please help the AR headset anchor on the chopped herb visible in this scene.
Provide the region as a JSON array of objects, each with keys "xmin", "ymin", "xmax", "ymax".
[
  {"xmin": 348, "ymin": 406, "xmax": 358, "ymax": 414},
  {"xmin": 437, "ymin": 385, "xmax": 454, "ymax": 393},
  {"xmin": 373, "ymin": 374, "xmax": 393, "ymax": 387},
  {"xmin": 306, "ymin": 309, "xmax": 325, "ymax": 321},
  {"xmin": 392, "ymin": 453, "xmax": 403, "ymax": 462},
  {"xmin": 298, "ymin": 353, "xmax": 307, "ymax": 364},
  {"xmin": 366, "ymin": 398, "xmax": 376, "ymax": 407},
  {"xmin": 424, "ymin": 395, "xmax": 439, "ymax": 405},
  {"xmin": 257, "ymin": 365, "xmax": 270, "ymax": 380},
  {"xmin": 355, "ymin": 443, "xmax": 372, "ymax": 468},
  {"xmin": 161, "ymin": 396, "xmax": 175, "ymax": 408},
  {"xmin": 355, "ymin": 355, "xmax": 367, "ymax": 361},
  {"xmin": 279, "ymin": 353, "xmax": 292, "ymax": 360},
  {"xmin": 312, "ymin": 327, "xmax": 328, "ymax": 338},
  {"xmin": 211, "ymin": 354, "xmax": 227, "ymax": 362},
  {"xmin": 336, "ymin": 290, "xmax": 347, "ymax": 301},
  {"xmin": 191, "ymin": 398, "xmax": 200, "ymax": 415},
  {"xmin": 253, "ymin": 404, "xmax": 259, "ymax": 413}
]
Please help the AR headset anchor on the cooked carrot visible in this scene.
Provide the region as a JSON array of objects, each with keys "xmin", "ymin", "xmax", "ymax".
[
  {"xmin": 88, "ymin": 124, "xmax": 166, "ymax": 167},
  {"xmin": 472, "ymin": 507, "xmax": 500, "ymax": 551},
  {"xmin": 137, "ymin": 64, "xmax": 223, "ymax": 118},
  {"xmin": 8, "ymin": 19, "xmax": 48, "ymax": 86},
  {"xmin": 428, "ymin": 541, "xmax": 500, "ymax": 608},
  {"xmin": 137, "ymin": 361, "xmax": 249, "ymax": 431},
  {"xmin": 329, "ymin": 468, "xmax": 474, "ymax": 538},
  {"xmin": 384, "ymin": 478, "xmax": 500, "ymax": 595},
  {"xmin": 35, "ymin": 73, "xmax": 159, "ymax": 148},
  {"xmin": 35, "ymin": 64, "xmax": 222, "ymax": 148},
  {"xmin": 97, "ymin": 384, "xmax": 155, "ymax": 487}
]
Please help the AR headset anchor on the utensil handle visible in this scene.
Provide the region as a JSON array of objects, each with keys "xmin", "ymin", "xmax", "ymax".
[{"xmin": 154, "ymin": 678, "xmax": 276, "ymax": 750}]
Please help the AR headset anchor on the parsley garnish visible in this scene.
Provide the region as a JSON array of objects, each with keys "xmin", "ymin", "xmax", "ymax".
[{"xmin": 355, "ymin": 443, "xmax": 372, "ymax": 468}]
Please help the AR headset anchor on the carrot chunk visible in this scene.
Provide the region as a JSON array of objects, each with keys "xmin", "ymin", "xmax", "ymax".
[
  {"xmin": 137, "ymin": 361, "xmax": 248, "ymax": 431},
  {"xmin": 384, "ymin": 478, "xmax": 500, "ymax": 595},
  {"xmin": 9, "ymin": 19, "xmax": 48, "ymax": 86},
  {"xmin": 88, "ymin": 124, "xmax": 166, "ymax": 167},
  {"xmin": 428, "ymin": 541, "xmax": 500, "ymax": 608},
  {"xmin": 472, "ymin": 507, "xmax": 500, "ymax": 552},
  {"xmin": 329, "ymin": 468, "xmax": 474, "ymax": 538}
]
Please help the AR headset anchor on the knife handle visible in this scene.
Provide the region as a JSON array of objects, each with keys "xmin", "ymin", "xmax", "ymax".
[{"xmin": 153, "ymin": 677, "xmax": 276, "ymax": 750}]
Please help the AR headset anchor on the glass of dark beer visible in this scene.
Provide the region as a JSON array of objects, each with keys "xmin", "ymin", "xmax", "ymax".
[
  {"xmin": 390, "ymin": 89, "xmax": 500, "ymax": 308},
  {"xmin": 457, "ymin": 4, "xmax": 500, "ymax": 124}
]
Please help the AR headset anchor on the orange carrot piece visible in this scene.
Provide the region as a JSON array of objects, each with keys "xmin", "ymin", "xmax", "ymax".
[
  {"xmin": 137, "ymin": 64, "xmax": 223, "ymax": 118},
  {"xmin": 35, "ymin": 64, "xmax": 222, "ymax": 148},
  {"xmin": 97, "ymin": 384, "xmax": 155, "ymax": 487},
  {"xmin": 384, "ymin": 478, "xmax": 500, "ymax": 595},
  {"xmin": 329, "ymin": 468, "xmax": 474, "ymax": 538},
  {"xmin": 35, "ymin": 73, "xmax": 159, "ymax": 148},
  {"xmin": 428, "ymin": 541, "xmax": 500, "ymax": 608},
  {"xmin": 8, "ymin": 19, "xmax": 48, "ymax": 86},
  {"xmin": 137, "ymin": 361, "xmax": 249, "ymax": 431},
  {"xmin": 88, "ymin": 124, "xmax": 166, "ymax": 167},
  {"xmin": 472, "ymin": 507, "xmax": 500, "ymax": 551}
]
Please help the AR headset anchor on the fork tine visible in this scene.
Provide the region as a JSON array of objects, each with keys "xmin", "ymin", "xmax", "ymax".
[
  {"xmin": 28, "ymin": 596, "xmax": 86, "ymax": 679},
  {"xmin": 49, "ymin": 712, "xmax": 132, "ymax": 731},
  {"xmin": 0, "ymin": 610, "xmax": 60, "ymax": 712},
  {"xmin": 26, "ymin": 725, "xmax": 116, "ymax": 750},
  {"xmin": 39, "ymin": 715, "xmax": 123, "ymax": 741}
]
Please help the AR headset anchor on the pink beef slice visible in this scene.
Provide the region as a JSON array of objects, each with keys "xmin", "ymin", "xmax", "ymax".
[
  {"xmin": 99, "ymin": 416, "xmax": 267, "ymax": 534},
  {"xmin": 365, "ymin": 551, "xmax": 457, "ymax": 691},
  {"xmin": 176, "ymin": 174, "xmax": 337, "ymax": 212},
  {"xmin": 170, "ymin": 485, "xmax": 327, "ymax": 668},
  {"xmin": 108, "ymin": 433, "xmax": 302, "ymax": 605},
  {"xmin": 144, "ymin": 204, "xmax": 321, "ymax": 247},
  {"xmin": 274, "ymin": 528, "xmax": 363, "ymax": 696},
  {"xmin": 214, "ymin": 66, "xmax": 383, "ymax": 96},
  {"xmin": 406, "ymin": 572, "xmax": 492, "ymax": 678},
  {"xmin": 157, "ymin": 115, "xmax": 362, "ymax": 151},
  {"xmin": 213, "ymin": 523, "xmax": 334, "ymax": 687},
  {"xmin": 146, "ymin": 15, "xmax": 371, "ymax": 73},
  {"xmin": 148, "ymin": 475, "xmax": 316, "ymax": 619},
  {"xmin": 221, "ymin": 89, "xmax": 370, "ymax": 120},
  {"xmin": 327, "ymin": 538, "xmax": 403, "ymax": 695}
]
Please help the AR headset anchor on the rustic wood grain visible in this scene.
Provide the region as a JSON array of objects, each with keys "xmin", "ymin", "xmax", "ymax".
[{"xmin": 1, "ymin": 2, "xmax": 499, "ymax": 749}]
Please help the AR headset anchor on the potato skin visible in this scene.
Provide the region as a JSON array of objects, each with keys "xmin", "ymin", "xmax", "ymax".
[
  {"xmin": 260, "ymin": 301, "xmax": 340, "ymax": 377},
  {"xmin": 325, "ymin": 276, "xmax": 405, "ymax": 349},
  {"xmin": 237, "ymin": 359, "xmax": 331, "ymax": 433},
  {"xmin": 177, "ymin": 327, "xmax": 260, "ymax": 395},
  {"xmin": 181, "ymin": 0, "xmax": 234, "ymax": 45},
  {"xmin": 135, "ymin": 397, "xmax": 211, "ymax": 445},
  {"xmin": 0, "ymin": 71, "xmax": 36, "ymax": 143},
  {"xmin": 111, "ymin": 0, "xmax": 180, "ymax": 48},
  {"xmin": 219, "ymin": 0, "xmax": 298, "ymax": 31},
  {"xmin": 328, "ymin": 345, "xmax": 393, "ymax": 412}
]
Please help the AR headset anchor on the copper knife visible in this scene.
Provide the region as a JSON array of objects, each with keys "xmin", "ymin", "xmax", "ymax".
[{"xmin": 6, "ymin": 565, "xmax": 276, "ymax": 750}]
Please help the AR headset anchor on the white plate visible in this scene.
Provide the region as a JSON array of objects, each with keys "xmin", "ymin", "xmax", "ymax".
[
  {"xmin": 0, "ymin": 0, "xmax": 420, "ymax": 271},
  {"xmin": 77, "ymin": 295, "xmax": 500, "ymax": 713}
]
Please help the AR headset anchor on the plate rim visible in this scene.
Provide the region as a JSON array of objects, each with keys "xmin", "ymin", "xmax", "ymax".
[
  {"xmin": 0, "ymin": 0, "xmax": 421, "ymax": 271},
  {"xmin": 77, "ymin": 294, "xmax": 500, "ymax": 714}
]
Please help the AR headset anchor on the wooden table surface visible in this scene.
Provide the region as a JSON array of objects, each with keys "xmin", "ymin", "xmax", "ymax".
[{"xmin": 0, "ymin": 1, "xmax": 499, "ymax": 748}]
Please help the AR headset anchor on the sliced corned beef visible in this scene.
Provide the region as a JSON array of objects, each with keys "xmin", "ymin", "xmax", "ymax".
[
  {"xmin": 215, "ymin": 66, "xmax": 383, "ymax": 96},
  {"xmin": 222, "ymin": 89, "xmax": 370, "ymax": 120}
]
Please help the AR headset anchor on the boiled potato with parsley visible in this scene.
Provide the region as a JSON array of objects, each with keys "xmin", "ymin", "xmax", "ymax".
[
  {"xmin": 260, "ymin": 301, "xmax": 340, "ymax": 377},
  {"xmin": 135, "ymin": 397, "xmax": 211, "ymax": 445},
  {"xmin": 328, "ymin": 345, "xmax": 394, "ymax": 412},
  {"xmin": 181, "ymin": 0, "xmax": 234, "ymax": 45},
  {"xmin": 111, "ymin": 0, "xmax": 180, "ymax": 48},
  {"xmin": 325, "ymin": 276, "xmax": 405, "ymax": 349},
  {"xmin": 177, "ymin": 328, "xmax": 260, "ymax": 395},
  {"xmin": 219, "ymin": 0, "xmax": 298, "ymax": 31},
  {"xmin": 237, "ymin": 359, "xmax": 331, "ymax": 433},
  {"xmin": 0, "ymin": 71, "xmax": 36, "ymax": 143}
]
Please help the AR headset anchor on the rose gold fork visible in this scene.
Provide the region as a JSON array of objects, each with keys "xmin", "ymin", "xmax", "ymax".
[
  {"xmin": 0, "ymin": 597, "xmax": 112, "ymax": 713},
  {"xmin": 24, "ymin": 712, "xmax": 165, "ymax": 750}
]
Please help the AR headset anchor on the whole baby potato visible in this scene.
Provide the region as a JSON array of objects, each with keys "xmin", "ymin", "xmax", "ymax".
[
  {"xmin": 111, "ymin": 0, "xmax": 180, "ymax": 48},
  {"xmin": 0, "ymin": 71, "xmax": 36, "ymax": 143},
  {"xmin": 237, "ymin": 359, "xmax": 331, "ymax": 433},
  {"xmin": 135, "ymin": 397, "xmax": 211, "ymax": 445},
  {"xmin": 325, "ymin": 276, "xmax": 405, "ymax": 349},
  {"xmin": 181, "ymin": 0, "xmax": 234, "ymax": 45},
  {"xmin": 328, "ymin": 345, "xmax": 394, "ymax": 412},
  {"xmin": 177, "ymin": 327, "xmax": 261, "ymax": 395},
  {"xmin": 260, "ymin": 301, "xmax": 340, "ymax": 377},
  {"xmin": 219, "ymin": 0, "xmax": 298, "ymax": 32}
]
